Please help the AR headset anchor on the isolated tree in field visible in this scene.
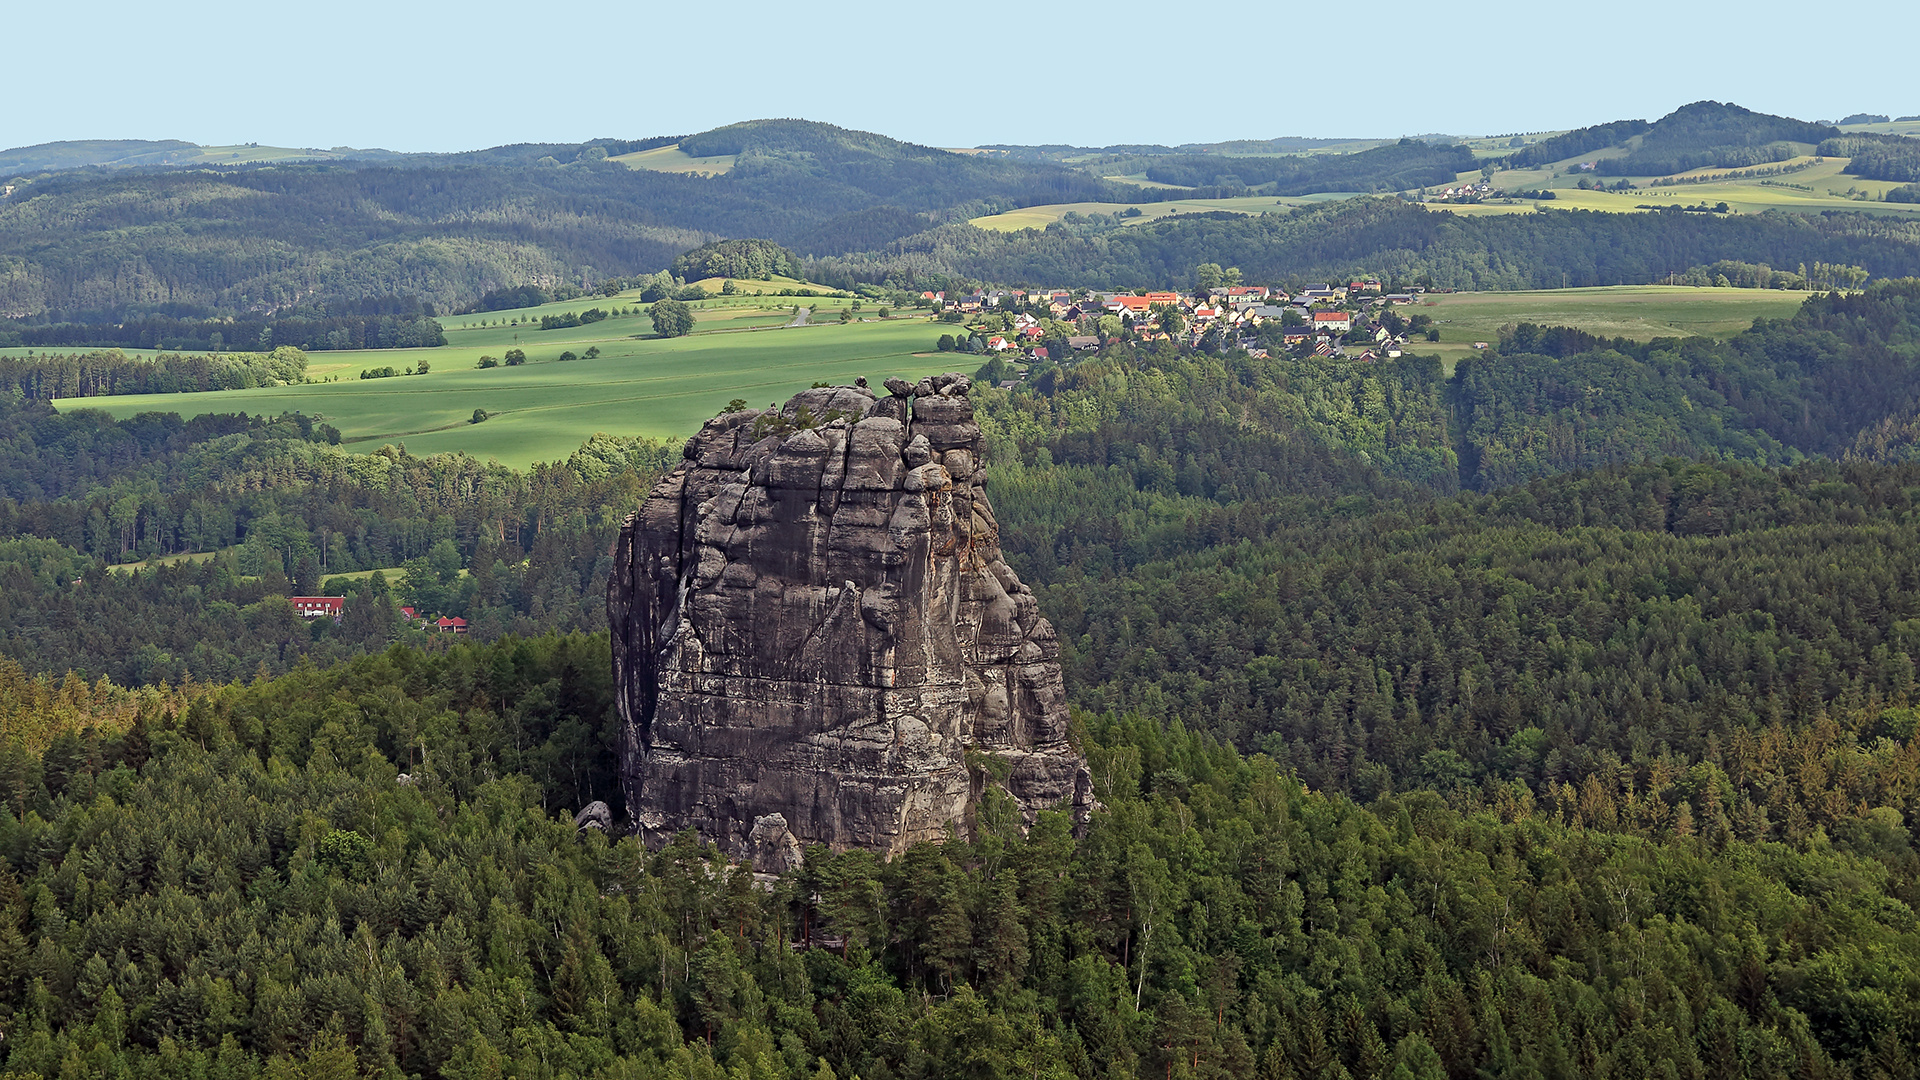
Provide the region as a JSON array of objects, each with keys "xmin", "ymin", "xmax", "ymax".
[
  {"xmin": 504, "ymin": 349, "xmax": 526, "ymax": 366},
  {"xmin": 650, "ymin": 298, "xmax": 695, "ymax": 338}
]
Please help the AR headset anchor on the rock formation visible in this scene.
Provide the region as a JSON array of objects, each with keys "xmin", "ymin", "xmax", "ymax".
[{"xmin": 609, "ymin": 373, "xmax": 1092, "ymax": 870}]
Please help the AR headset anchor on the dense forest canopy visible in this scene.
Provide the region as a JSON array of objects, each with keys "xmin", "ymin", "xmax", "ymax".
[
  {"xmin": 0, "ymin": 347, "xmax": 312, "ymax": 398},
  {"xmin": 1140, "ymin": 140, "xmax": 1477, "ymax": 195},
  {"xmin": 1824, "ymin": 133, "xmax": 1920, "ymax": 183},
  {"xmin": 0, "ymin": 635, "xmax": 1912, "ymax": 1080},
  {"xmin": 669, "ymin": 239, "xmax": 802, "ymax": 282}
]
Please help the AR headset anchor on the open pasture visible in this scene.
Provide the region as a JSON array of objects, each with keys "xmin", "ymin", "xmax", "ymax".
[
  {"xmin": 970, "ymin": 193, "xmax": 1352, "ymax": 231},
  {"xmin": 610, "ymin": 143, "xmax": 736, "ymax": 175},
  {"xmin": 682, "ymin": 275, "xmax": 850, "ymax": 296},
  {"xmin": 1839, "ymin": 120, "xmax": 1920, "ymax": 137},
  {"xmin": 1415, "ymin": 285, "xmax": 1811, "ymax": 369},
  {"xmin": 1436, "ymin": 155, "xmax": 1920, "ymax": 219},
  {"xmin": 63, "ymin": 316, "xmax": 958, "ymax": 468}
]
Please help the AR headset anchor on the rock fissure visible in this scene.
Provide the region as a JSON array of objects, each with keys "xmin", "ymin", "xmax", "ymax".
[{"xmin": 610, "ymin": 374, "xmax": 1093, "ymax": 872}]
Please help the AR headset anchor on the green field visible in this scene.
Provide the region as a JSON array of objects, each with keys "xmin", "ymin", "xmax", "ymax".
[
  {"xmin": 609, "ymin": 143, "xmax": 736, "ymax": 175},
  {"xmin": 1838, "ymin": 120, "xmax": 1920, "ymax": 137},
  {"xmin": 1431, "ymin": 154, "xmax": 1920, "ymax": 219},
  {"xmin": 64, "ymin": 293, "xmax": 958, "ymax": 467},
  {"xmin": 970, "ymin": 193, "xmax": 1354, "ymax": 231},
  {"xmin": 1414, "ymin": 285, "xmax": 1812, "ymax": 369}
]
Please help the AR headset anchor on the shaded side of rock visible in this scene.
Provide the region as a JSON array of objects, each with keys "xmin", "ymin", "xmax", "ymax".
[{"xmin": 609, "ymin": 375, "xmax": 1092, "ymax": 862}]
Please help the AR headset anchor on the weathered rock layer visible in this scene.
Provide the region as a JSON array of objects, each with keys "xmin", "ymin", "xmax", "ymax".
[{"xmin": 609, "ymin": 374, "xmax": 1092, "ymax": 870}]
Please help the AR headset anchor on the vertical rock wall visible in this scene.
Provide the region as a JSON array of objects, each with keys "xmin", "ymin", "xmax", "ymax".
[{"xmin": 609, "ymin": 374, "xmax": 1092, "ymax": 870}]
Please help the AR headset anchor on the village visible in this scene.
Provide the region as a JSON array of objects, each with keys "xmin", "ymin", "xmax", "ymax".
[{"xmin": 919, "ymin": 276, "xmax": 1436, "ymax": 372}]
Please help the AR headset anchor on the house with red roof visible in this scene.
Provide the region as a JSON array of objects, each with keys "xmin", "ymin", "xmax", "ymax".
[
  {"xmin": 289, "ymin": 596, "xmax": 345, "ymax": 620},
  {"xmin": 1312, "ymin": 310, "xmax": 1353, "ymax": 333},
  {"xmin": 435, "ymin": 616, "xmax": 469, "ymax": 634}
]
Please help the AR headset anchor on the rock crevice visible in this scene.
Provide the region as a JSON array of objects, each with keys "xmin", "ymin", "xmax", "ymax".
[{"xmin": 610, "ymin": 374, "xmax": 1092, "ymax": 869}]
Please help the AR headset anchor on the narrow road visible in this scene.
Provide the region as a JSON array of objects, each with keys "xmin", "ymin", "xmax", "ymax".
[{"xmin": 786, "ymin": 307, "xmax": 810, "ymax": 327}]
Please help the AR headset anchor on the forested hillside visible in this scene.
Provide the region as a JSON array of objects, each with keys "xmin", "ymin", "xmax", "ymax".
[
  {"xmin": 0, "ymin": 394, "xmax": 676, "ymax": 682},
  {"xmin": 9, "ymin": 108, "xmax": 1920, "ymax": 327},
  {"xmin": 0, "ymin": 632, "xmax": 1913, "ymax": 1080},
  {"xmin": 1138, "ymin": 140, "xmax": 1476, "ymax": 195},
  {"xmin": 0, "ymin": 121, "xmax": 1123, "ymax": 319},
  {"xmin": 809, "ymin": 197, "xmax": 1920, "ymax": 293},
  {"xmin": 1592, "ymin": 101, "xmax": 1839, "ymax": 176},
  {"xmin": 955, "ymin": 280, "xmax": 1920, "ymax": 820}
]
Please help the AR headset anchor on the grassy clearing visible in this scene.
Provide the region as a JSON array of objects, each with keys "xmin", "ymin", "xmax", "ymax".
[
  {"xmin": 1098, "ymin": 174, "xmax": 1191, "ymax": 189},
  {"xmin": 682, "ymin": 275, "xmax": 848, "ymax": 295},
  {"xmin": 970, "ymin": 194, "xmax": 1353, "ymax": 231},
  {"xmin": 62, "ymin": 311, "xmax": 961, "ymax": 468},
  {"xmin": 1414, "ymin": 285, "xmax": 1812, "ymax": 370},
  {"xmin": 322, "ymin": 566, "xmax": 410, "ymax": 583},
  {"xmin": 1436, "ymin": 155, "xmax": 1920, "ymax": 219},
  {"xmin": 108, "ymin": 550, "xmax": 221, "ymax": 574},
  {"xmin": 609, "ymin": 144, "xmax": 736, "ymax": 175},
  {"xmin": 1839, "ymin": 120, "xmax": 1920, "ymax": 137}
]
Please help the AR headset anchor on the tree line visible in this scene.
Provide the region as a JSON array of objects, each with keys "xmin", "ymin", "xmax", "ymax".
[
  {"xmin": 1, "ymin": 307, "xmax": 444, "ymax": 353},
  {"xmin": 0, "ymin": 631, "xmax": 1910, "ymax": 1080},
  {"xmin": 0, "ymin": 347, "xmax": 311, "ymax": 399}
]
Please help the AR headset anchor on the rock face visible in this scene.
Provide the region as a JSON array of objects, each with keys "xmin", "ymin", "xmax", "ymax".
[{"xmin": 609, "ymin": 373, "xmax": 1092, "ymax": 869}]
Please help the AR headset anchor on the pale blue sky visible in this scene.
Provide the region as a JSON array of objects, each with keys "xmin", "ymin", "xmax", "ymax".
[{"xmin": 8, "ymin": 0, "xmax": 1917, "ymax": 152}]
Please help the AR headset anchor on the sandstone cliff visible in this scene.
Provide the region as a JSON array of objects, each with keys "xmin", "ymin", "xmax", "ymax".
[{"xmin": 609, "ymin": 374, "xmax": 1092, "ymax": 871}]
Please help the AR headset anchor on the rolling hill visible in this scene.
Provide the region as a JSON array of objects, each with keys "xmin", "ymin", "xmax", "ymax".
[{"xmin": 0, "ymin": 120, "xmax": 1132, "ymax": 319}]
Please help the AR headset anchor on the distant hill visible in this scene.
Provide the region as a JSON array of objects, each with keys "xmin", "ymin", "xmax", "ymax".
[
  {"xmin": 1498, "ymin": 102, "xmax": 1841, "ymax": 177},
  {"xmin": 0, "ymin": 139, "xmax": 402, "ymax": 174},
  {"xmin": 0, "ymin": 119, "xmax": 1130, "ymax": 318},
  {"xmin": 980, "ymin": 136, "xmax": 1390, "ymax": 162},
  {"xmin": 1599, "ymin": 101, "xmax": 1838, "ymax": 175},
  {"xmin": 1141, "ymin": 139, "xmax": 1476, "ymax": 195},
  {"xmin": 1503, "ymin": 120, "xmax": 1652, "ymax": 169}
]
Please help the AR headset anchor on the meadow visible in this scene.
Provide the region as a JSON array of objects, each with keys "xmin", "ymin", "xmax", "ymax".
[
  {"xmin": 67, "ymin": 291, "xmax": 957, "ymax": 467},
  {"xmin": 1432, "ymin": 155, "xmax": 1920, "ymax": 219},
  {"xmin": 969, "ymin": 193, "xmax": 1353, "ymax": 231},
  {"xmin": 608, "ymin": 143, "xmax": 736, "ymax": 175},
  {"xmin": 1414, "ymin": 285, "xmax": 1811, "ymax": 368}
]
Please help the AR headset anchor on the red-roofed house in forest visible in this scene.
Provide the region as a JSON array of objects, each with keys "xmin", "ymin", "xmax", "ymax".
[
  {"xmin": 436, "ymin": 616, "xmax": 468, "ymax": 634},
  {"xmin": 290, "ymin": 596, "xmax": 344, "ymax": 620}
]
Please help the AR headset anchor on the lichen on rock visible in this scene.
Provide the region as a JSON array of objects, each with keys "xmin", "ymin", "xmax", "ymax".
[{"xmin": 609, "ymin": 373, "xmax": 1092, "ymax": 868}]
